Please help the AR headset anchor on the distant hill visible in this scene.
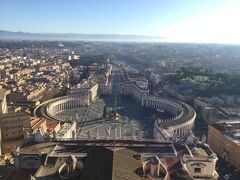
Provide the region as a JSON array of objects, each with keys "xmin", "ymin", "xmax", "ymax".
[{"xmin": 0, "ymin": 30, "xmax": 164, "ymax": 42}]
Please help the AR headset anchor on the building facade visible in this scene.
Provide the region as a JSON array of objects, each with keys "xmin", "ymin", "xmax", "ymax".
[
  {"xmin": 120, "ymin": 81, "xmax": 149, "ymax": 103},
  {"xmin": 0, "ymin": 88, "xmax": 8, "ymax": 114},
  {"xmin": 0, "ymin": 112, "xmax": 31, "ymax": 141},
  {"xmin": 0, "ymin": 112, "xmax": 32, "ymax": 155},
  {"xmin": 208, "ymin": 122, "xmax": 240, "ymax": 169}
]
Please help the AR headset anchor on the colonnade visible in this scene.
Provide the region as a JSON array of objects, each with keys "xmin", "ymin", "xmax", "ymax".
[
  {"xmin": 45, "ymin": 94, "xmax": 89, "ymax": 119},
  {"xmin": 120, "ymin": 81, "xmax": 196, "ymax": 141},
  {"xmin": 171, "ymin": 121, "xmax": 194, "ymax": 138},
  {"xmin": 35, "ymin": 79, "xmax": 196, "ymax": 142},
  {"xmin": 140, "ymin": 94, "xmax": 195, "ymax": 140},
  {"xmin": 154, "ymin": 102, "xmax": 196, "ymax": 141},
  {"xmin": 142, "ymin": 95, "xmax": 183, "ymax": 119}
]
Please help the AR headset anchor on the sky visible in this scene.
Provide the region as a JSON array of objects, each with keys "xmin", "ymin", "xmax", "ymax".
[{"xmin": 1, "ymin": 0, "xmax": 240, "ymax": 43}]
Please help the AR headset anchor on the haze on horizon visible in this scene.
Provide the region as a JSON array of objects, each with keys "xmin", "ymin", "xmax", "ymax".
[{"xmin": 1, "ymin": 0, "xmax": 240, "ymax": 44}]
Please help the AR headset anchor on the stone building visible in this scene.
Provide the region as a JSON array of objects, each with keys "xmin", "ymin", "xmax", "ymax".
[
  {"xmin": 208, "ymin": 121, "xmax": 240, "ymax": 169},
  {"xmin": 180, "ymin": 143, "xmax": 218, "ymax": 179},
  {"xmin": 0, "ymin": 112, "xmax": 31, "ymax": 141},
  {"xmin": 0, "ymin": 112, "xmax": 31, "ymax": 155},
  {"xmin": 0, "ymin": 88, "xmax": 8, "ymax": 114}
]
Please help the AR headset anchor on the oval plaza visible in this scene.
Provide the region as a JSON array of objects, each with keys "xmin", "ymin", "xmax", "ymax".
[{"xmin": 34, "ymin": 65, "xmax": 196, "ymax": 142}]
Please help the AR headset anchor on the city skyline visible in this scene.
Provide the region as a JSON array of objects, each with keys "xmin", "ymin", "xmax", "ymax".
[
  {"xmin": 1, "ymin": 1, "xmax": 240, "ymax": 178},
  {"xmin": 1, "ymin": 0, "xmax": 240, "ymax": 43},
  {"xmin": 1, "ymin": 35, "xmax": 240, "ymax": 179}
]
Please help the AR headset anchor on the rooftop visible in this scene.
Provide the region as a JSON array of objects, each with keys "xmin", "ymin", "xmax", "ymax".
[
  {"xmin": 211, "ymin": 122, "xmax": 240, "ymax": 145},
  {"xmin": 191, "ymin": 146, "xmax": 209, "ymax": 157},
  {"xmin": 0, "ymin": 112, "xmax": 29, "ymax": 119},
  {"xmin": 19, "ymin": 142, "xmax": 56, "ymax": 154},
  {"xmin": 17, "ymin": 140, "xmax": 191, "ymax": 180}
]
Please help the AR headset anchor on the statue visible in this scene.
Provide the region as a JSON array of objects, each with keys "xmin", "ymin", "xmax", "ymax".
[
  {"xmin": 87, "ymin": 130, "xmax": 91, "ymax": 140},
  {"xmin": 105, "ymin": 125, "xmax": 110, "ymax": 139},
  {"xmin": 186, "ymin": 131, "xmax": 196, "ymax": 146},
  {"xmin": 201, "ymin": 134, "xmax": 207, "ymax": 143},
  {"xmin": 103, "ymin": 106, "xmax": 107, "ymax": 119}
]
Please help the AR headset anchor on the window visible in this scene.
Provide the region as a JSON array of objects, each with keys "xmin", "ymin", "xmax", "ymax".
[{"xmin": 194, "ymin": 168, "xmax": 201, "ymax": 173}]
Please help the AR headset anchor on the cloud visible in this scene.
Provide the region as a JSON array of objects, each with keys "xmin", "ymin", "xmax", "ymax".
[{"xmin": 158, "ymin": 2, "xmax": 240, "ymax": 43}]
